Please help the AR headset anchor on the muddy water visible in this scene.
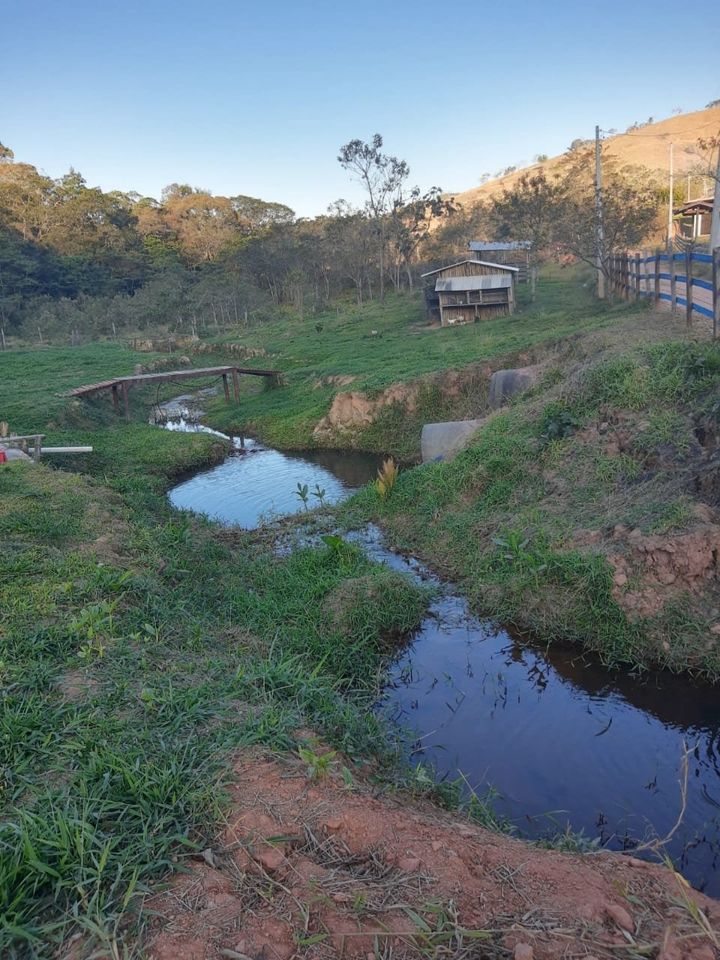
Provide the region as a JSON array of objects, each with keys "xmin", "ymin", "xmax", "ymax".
[{"xmin": 162, "ymin": 407, "xmax": 720, "ymax": 894}]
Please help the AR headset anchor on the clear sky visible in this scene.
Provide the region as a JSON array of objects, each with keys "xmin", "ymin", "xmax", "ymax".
[{"xmin": 2, "ymin": 0, "xmax": 718, "ymax": 217}]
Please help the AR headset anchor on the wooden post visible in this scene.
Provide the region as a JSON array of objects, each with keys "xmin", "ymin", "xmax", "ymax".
[
  {"xmin": 713, "ymin": 246, "xmax": 719, "ymax": 340},
  {"xmin": 33, "ymin": 435, "xmax": 42, "ymax": 462},
  {"xmin": 654, "ymin": 249, "xmax": 661, "ymax": 306},
  {"xmin": 121, "ymin": 381, "xmax": 130, "ymax": 422},
  {"xmin": 231, "ymin": 369, "xmax": 240, "ymax": 401},
  {"xmin": 670, "ymin": 251, "xmax": 677, "ymax": 314},
  {"xmin": 111, "ymin": 384, "xmax": 119, "ymax": 413},
  {"xmin": 635, "ymin": 253, "xmax": 640, "ymax": 300},
  {"xmin": 222, "ymin": 373, "xmax": 230, "ymax": 403},
  {"xmin": 685, "ymin": 246, "xmax": 693, "ymax": 327}
]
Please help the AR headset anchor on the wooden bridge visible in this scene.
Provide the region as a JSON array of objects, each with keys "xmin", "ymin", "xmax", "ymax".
[{"xmin": 67, "ymin": 365, "xmax": 282, "ymax": 420}]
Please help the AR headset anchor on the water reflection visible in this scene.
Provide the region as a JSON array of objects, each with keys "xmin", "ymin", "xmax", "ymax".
[
  {"xmin": 165, "ymin": 421, "xmax": 382, "ymax": 529},
  {"xmin": 344, "ymin": 527, "xmax": 720, "ymax": 895}
]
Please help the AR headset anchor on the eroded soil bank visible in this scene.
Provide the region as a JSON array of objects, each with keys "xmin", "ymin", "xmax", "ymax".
[{"xmin": 146, "ymin": 750, "xmax": 719, "ymax": 960}]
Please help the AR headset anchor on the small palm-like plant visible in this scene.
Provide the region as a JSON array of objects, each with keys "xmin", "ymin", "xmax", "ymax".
[
  {"xmin": 375, "ymin": 457, "xmax": 399, "ymax": 500},
  {"xmin": 295, "ymin": 482, "xmax": 310, "ymax": 510}
]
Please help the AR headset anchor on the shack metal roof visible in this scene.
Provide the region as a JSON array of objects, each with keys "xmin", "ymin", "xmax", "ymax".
[
  {"xmin": 469, "ymin": 240, "xmax": 532, "ymax": 250},
  {"xmin": 435, "ymin": 275, "xmax": 512, "ymax": 292},
  {"xmin": 421, "ymin": 259, "xmax": 519, "ymax": 278},
  {"xmin": 673, "ymin": 197, "xmax": 713, "ymax": 216}
]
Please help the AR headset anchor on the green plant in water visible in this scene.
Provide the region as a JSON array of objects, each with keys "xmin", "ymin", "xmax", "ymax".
[
  {"xmin": 375, "ymin": 457, "xmax": 399, "ymax": 500},
  {"xmin": 295, "ymin": 482, "xmax": 310, "ymax": 510}
]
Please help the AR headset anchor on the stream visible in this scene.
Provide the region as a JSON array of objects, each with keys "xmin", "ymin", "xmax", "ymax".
[{"xmin": 160, "ymin": 399, "xmax": 720, "ymax": 895}]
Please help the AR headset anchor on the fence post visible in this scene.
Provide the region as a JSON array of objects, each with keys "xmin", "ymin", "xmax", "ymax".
[
  {"xmin": 713, "ymin": 246, "xmax": 719, "ymax": 340},
  {"xmin": 625, "ymin": 251, "xmax": 630, "ymax": 298},
  {"xmin": 670, "ymin": 250, "xmax": 677, "ymax": 314},
  {"xmin": 635, "ymin": 253, "xmax": 640, "ymax": 300},
  {"xmin": 685, "ymin": 245, "xmax": 693, "ymax": 327},
  {"xmin": 654, "ymin": 249, "xmax": 661, "ymax": 306}
]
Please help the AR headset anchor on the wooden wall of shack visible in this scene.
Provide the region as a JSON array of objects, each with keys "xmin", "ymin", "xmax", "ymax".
[{"xmin": 423, "ymin": 261, "xmax": 517, "ymax": 326}]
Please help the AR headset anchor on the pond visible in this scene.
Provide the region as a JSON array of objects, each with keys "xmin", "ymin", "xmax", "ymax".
[
  {"xmin": 162, "ymin": 406, "xmax": 720, "ymax": 895},
  {"xmin": 160, "ymin": 406, "xmax": 383, "ymax": 529}
]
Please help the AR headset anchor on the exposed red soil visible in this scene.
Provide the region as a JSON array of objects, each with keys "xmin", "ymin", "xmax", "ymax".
[
  {"xmin": 608, "ymin": 522, "xmax": 720, "ymax": 619},
  {"xmin": 146, "ymin": 750, "xmax": 719, "ymax": 960}
]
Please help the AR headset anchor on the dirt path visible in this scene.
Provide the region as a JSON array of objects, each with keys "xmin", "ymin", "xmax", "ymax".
[{"xmin": 147, "ymin": 749, "xmax": 719, "ymax": 960}]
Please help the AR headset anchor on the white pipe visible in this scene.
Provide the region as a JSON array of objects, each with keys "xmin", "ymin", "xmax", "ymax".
[{"xmin": 34, "ymin": 447, "xmax": 94, "ymax": 454}]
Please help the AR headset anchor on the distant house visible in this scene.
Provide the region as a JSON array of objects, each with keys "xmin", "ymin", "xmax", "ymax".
[
  {"xmin": 468, "ymin": 241, "xmax": 532, "ymax": 282},
  {"xmin": 421, "ymin": 259, "xmax": 519, "ymax": 326},
  {"xmin": 673, "ymin": 197, "xmax": 713, "ymax": 241}
]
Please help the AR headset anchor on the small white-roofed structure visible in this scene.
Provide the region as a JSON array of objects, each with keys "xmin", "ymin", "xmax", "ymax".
[{"xmin": 421, "ymin": 259, "xmax": 518, "ymax": 326}]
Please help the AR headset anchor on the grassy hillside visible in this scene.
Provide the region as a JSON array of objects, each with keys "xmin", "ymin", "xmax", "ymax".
[
  {"xmin": 198, "ymin": 267, "xmax": 639, "ymax": 453},
  {"xmin": 454, "ymin": 104, "xmax": 720, "ymax": 209}
]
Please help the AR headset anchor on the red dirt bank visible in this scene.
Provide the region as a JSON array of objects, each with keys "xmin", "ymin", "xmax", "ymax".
[{"xmin": 147, "ymin": 751, "xmax": 719, "ymax": 960}]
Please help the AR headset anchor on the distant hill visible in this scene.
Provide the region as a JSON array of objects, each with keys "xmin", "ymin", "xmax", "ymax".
[{"xmin": 453, "ymin": 105, "xmax": 720, "ymax": 208}]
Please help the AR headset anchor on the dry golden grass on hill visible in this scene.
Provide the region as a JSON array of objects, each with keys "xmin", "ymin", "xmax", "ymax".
[{"xmin": 454, "ymin": 105, "xmax": 720, "ymax": 208}]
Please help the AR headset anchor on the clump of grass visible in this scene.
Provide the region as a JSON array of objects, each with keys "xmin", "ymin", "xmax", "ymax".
[
  {"xmin": 375, "ymin": 457, "xmax": 399, "ymax": 500},
  {"xmin": 635, "ymin": 410, "xmax": 694, "ymax": 456}
]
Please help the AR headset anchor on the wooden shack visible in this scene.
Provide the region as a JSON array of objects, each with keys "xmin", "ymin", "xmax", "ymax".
[
  {"xmin": 421, "ymin": 259, "xmax": 518, "ymax": 326},
  {"xmin": 673, "ymin": 197, "xmax": 713, "ymax": 241},
  {"xmin": 468, "ymin": 241, "xmax": 532, "ymax": 282}
]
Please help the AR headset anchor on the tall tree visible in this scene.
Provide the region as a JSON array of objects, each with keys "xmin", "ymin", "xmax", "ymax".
[{"xmin": 338, "ymin": 134, "xmax": 409, "ymax": 301}]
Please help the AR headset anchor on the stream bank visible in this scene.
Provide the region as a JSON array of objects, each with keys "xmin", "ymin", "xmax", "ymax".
[{"xmin": 160, "ymin": 402, "xmax": 720, "ymax": 896}]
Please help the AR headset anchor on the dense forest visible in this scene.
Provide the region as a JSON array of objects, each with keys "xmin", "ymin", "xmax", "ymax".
[{"xmin": 0, "ymin": 134, "xmax": 678, "ymax": 343}]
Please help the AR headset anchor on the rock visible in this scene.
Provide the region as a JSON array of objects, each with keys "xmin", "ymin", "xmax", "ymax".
[
  {"xmin": 613, "ymin": 572, "xmax": 628, "ymax": 587},
  {"xmin": 420, "ymin": 419, "xmax": 484, "ymax": 463},
  {"xmin": 397, "ymin": 856, "xmax": 422, "ymax": 873},
  {"xmin": 514, "ymin": 945, "xmax": 534, "ymax": 960},
  {"xmin": 253, "ymin": 845, "xmax": 285, "ymax": 874},
  {"xmin": 324, "ymin": 817, "xmax": 343, "ymax": 832},
  {"xmin": 605, "ymin": 902, "xmax": 634, "ymax": 932},
  {"xmin": 488, "ymin": 366, "xmax": 541, "ymax": 409}
]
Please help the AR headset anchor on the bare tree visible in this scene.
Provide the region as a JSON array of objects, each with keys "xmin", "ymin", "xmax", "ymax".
[{"xmin": 338, "ymin": 134, "xmax": 409, "ymax": 301}]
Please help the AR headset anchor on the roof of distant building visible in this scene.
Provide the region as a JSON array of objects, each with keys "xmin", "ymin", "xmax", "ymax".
[
  {"xmin": 421, "ymin": 259, "xmax": 519, "ymax": 278},
  {"xmin": 435, "ymin": 275, "xmax": 512, "ymax": 292},
  {"xmin": 468, "ymin": 240, "xmax": 532, "ymax": 251}
]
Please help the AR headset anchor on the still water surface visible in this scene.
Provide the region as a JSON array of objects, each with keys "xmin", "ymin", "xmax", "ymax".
[
  {"xmin": 164, "ymin": 414, "xmax": 720, "ymax": 894},
  {"xmin": 165, "ymin": 418, "xmax": 381, "ymax": 527}
]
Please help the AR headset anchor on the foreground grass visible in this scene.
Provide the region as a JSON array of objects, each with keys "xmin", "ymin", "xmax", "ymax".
[{"xmin": 0, "ymin": 462, "xmax": 430, "ymax": 955}]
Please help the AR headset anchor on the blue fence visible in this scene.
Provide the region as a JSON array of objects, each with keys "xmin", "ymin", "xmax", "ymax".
[{"xmin": 608, "ymin": 248, "xmax": 719, "ymax": 334}]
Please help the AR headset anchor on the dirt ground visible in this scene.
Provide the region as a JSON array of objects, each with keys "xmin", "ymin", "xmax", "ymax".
[{"xmin": 146, "ymin": 748, "xmax": 719, "ymax": 960}]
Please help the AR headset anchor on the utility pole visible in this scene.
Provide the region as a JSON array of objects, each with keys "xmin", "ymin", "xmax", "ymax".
[
  {"xmin": 711, "ymin": 139, "xmax": 720, "ymax": 253},
  {"xmin": 594, "ymin": 125, "xmax": 605, "ymax": 299},
  {"xmin": 667, "ymin": 142, "xmax": 674, "ymax": 248}
]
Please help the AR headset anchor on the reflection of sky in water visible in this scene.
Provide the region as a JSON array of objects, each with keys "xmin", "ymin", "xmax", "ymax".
[{"xmin": 164, "ymin": 418, "xmax": 382, "ymax": 529}]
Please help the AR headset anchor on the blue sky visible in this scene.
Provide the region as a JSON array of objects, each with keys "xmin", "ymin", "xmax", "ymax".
[{"xmin": 2, "ymin": 0, "xmax": 718, "ymax": 217}]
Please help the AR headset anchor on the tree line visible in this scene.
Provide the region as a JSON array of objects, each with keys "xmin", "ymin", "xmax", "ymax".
[{"xmin": 0, "ymin": 134, "xmax": 680, "ymax": 342}]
